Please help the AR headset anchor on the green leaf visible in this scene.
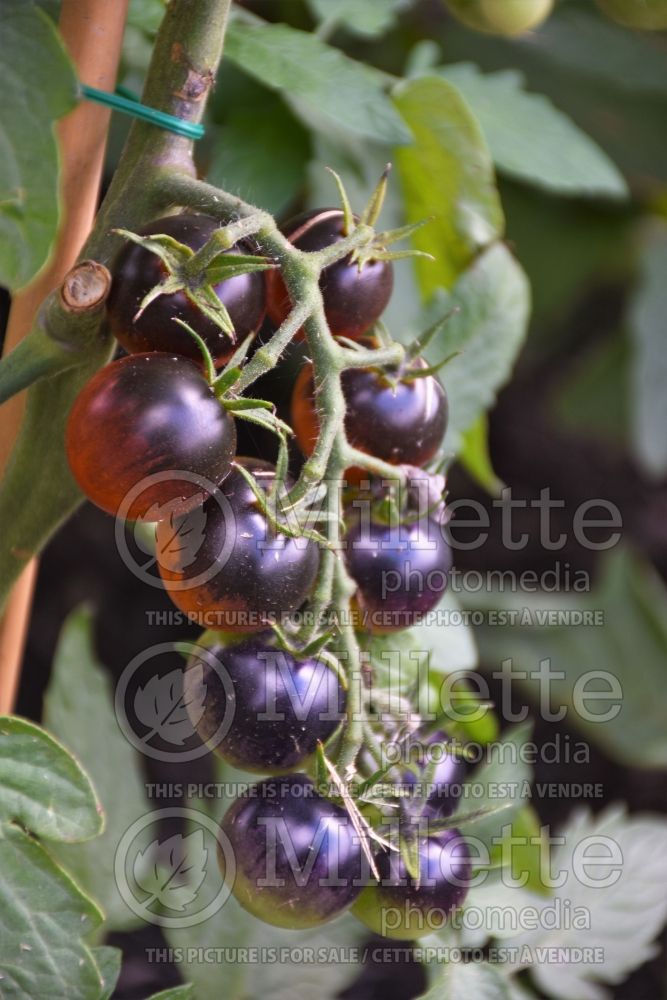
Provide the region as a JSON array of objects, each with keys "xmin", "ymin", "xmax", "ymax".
[
  {"xmin": 225, "ymin": 21, "xmax": 411, "ymax": 145},
  {"xmin": 550, "ymin": 331, "xmax": 630, "ymax": 447},
  {"xmin": 0, "ymin": 822, "xmax": 104, "ymax": 1000},
  {"xmin": 0, "ymin": 715, "xmax": 102, "ymax": 842},
  {"xmin": 454, "ymin": 722, "xmax": 533, "ymax": 850},
  {"xmin": 128, "ymin": 0, "xmax": 167, "ymax": 35},
  {"xmin": 511, "ymin": 806, "xmax": 667, "ymax": 1000},
  {"xmin": 463, "ymin": 549, "xmax": 667, "ymax": 769},
  {"xmin": 207, "ymin": 91, "xmax": 310, "ymax": 215},
  {"xmin": 413, "ymin": 591, "xmax": 479, "ymax": 676},
  {"xmin": 630, "ymin": 223, "xmax": 667, "ymax": 478},
  {"xmin": 431, "ymin": 243, "xmax": 530, "ymax": 453},
  {"xmin": 168, "ymin": 897, "xmax": 363, "ymax": 999},
  {"xmin": 0, "ymin": 1, "xmax": 78, "ymax": 289},
  {"xmin": 91, "ymin": 946, "xmax": 122, "ymax": 1000},
  {"xmin": 418, "ymin": 960, "xmax": 511, "ymax": 999},
  {"xmin": 43, "ymin": 607, "xmax": 149, "ymax": 931},
  {"xmin": 146, "ymin": 985, "xmax": 195, "ymax": 999},
  {"xmin": 459, "ymin": 414, "xmax": 503, "ymax": 495},
  {"xmin": 438, "ymin": 63, "xmax": 628, "ymax": 199},
  {"xmin": 500, "ymin": 181, "xmax": 632, "ymax": 333},
  {"xmin": 394, "ymin": 75, "xmax": 504, "ymax": 291},
  {"xmin": 489, "ymin": 805, "xmax": 551, "ymax": 895},
  {"xmin": 535, "ymin": 5, "xmax": 667, "ymax": 100},
  {"xmin": 307, "ymin": 0, "xmax": 404, "ymax": 37}
]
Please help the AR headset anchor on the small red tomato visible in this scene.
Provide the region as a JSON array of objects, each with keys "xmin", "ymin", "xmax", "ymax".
[
  {"xmin": 66, "ymin": 353, "xmax": 236, "ymax": 520},
  {"xmin": 266, "ymin": 209, "xmax": 393, "ymax": 340}
]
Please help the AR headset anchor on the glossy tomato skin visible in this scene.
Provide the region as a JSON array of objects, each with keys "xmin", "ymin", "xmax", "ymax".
[
  {"xmin": 185, "ymin": 638, "xmax": 345, "ymax": 771},
  {"xmin": 291, "ymin": 358, "xmax": 448, "ymax": 470},
  {"xmin": 266, "ymin": 209, "xmax": 394, "ymax": 339},
  {"xmin": 66, "ymin": 353, "xmax": 236, "ymax": 520},
  {"xmin": 345, "ymin": 515, "xmax": 452, "ymax": 633},
  {"xmin": 402, "ymin": 730, "xmax": 467, "ymax": 819},
  {"xmin": 219, "ymin": 773, "xmax": 363, "ymax": 928},
  {"xmin": 156, "ymin": 459, "xmax": 320, "ymax": 631},
  {"xmin": 352, "ymin": 828, "xmax": 471, "ymax": 940},
  {"xmin": 107, "ymin": 214, "xmax": 266, "ymax": 366}
]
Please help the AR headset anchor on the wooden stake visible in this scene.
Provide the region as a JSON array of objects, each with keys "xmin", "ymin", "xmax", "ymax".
[{"xmin": 0, "ymin": 0, "xmax": 130, "ymax": 713}]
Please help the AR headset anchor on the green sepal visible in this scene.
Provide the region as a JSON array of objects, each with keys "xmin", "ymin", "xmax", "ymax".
[
  {"xmin": 398, "ymin": 824, "xmax": 422, "ymax": 884},
  {"xmin": 112, "ymin": 228, "xmax": 193, "ymax": 270},
  {"xmin": 401, "ymin": 351, "xmax": 461, "ymax": 381},
  {"xmin": 223, "ymin": 396, "xmax": 275, "ymax": 412},
  {"xmin": 203, "ymin": 253, "xmax": 275, "ymax": 286},
  {"xmin": 212, "ymin": 366, "xmax": 243, "ymax": 396},
  {"xmin": 172, "ymin": 319, "xmax": 216, "ymax": 384},
  {"xmin": 406, "ymin": 310, "xmax": 459, "ymax": 363},
  {"xmin": 359, "ymin": 163, "xmax": 391, "ymax": 228},
  {"xmin": 135, "ymin": 274, "xmax": 184, "ymax": 319},
  {"xmin": 354, "ymin": 763, "xmax": 396, "ymax": 799},
  {"xmin": 326, "ymin": 167, "xmax": 355, "ymax": 236},
  {"xmin": 427, "ymin": 801, "xmax": 515, "ymax": 834}
]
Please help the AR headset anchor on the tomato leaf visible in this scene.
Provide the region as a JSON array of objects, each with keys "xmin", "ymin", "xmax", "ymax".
[
  {"xmin": 394, "ymin": 75, "xmax": 504, "ymax": 291},
  {"xmin": 43, "ymin": 607, "xmax": 150, "ymax": 931},
  {"xmin": 438, "ymin": 63, "xmax": 628, "ymax": 200},
  {"xmin": 0, "ymin": 1, "xmax": 78, "ymax": 289},
  {"xmin": 225, "ymin": 20, "xmax": 411, "ymax": 145},
  {"xmin": 0, "ymin": 715, "xmax": 102, "ymax": 842}
]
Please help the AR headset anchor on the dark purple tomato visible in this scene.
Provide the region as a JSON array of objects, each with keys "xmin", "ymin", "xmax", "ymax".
[
  {"xmin": 185, "ymin": 637, "xmax": 345, "ymax": 771},
  {"xmin": 352, "ymin": 828, "xmax": 471, "ymax": 939},
  {"xmin": 219, "ymin": 773, "xmax": 363, "ymax": 928},
  {"xmin": 402, "ymin": 729, "xmax": 467, "ymax": 819},
  {"xmin": 107, "ymin": 214, "xmax": 266, "ymax": 366},
  {"xmin": 345, "ymin": 515, "xmax": 452, "ymax": 633},
  {"xmin": 291, "ymin": 357, "xmax": 448, "ymax": 471},
  {"xmin": 65, "ymin": 353, "xmax": 236, "ymax": 520},
  {"xmin": 156, "ymin": 458, "xmax": 320, "ymax": 631},
  {"xmin": 266, "ymin": 209, "xmax": 394, "ymax": 339}
]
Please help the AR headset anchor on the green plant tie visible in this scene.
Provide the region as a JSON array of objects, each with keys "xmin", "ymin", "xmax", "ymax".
[{"xmin": 80, "ymin": 84, "xmax": 205, "ymax": 140}]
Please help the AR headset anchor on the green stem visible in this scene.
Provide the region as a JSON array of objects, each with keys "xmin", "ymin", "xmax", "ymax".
[
  {"xmin": 338, "ymin": 343, "xmax": 405, "ymax": 369},
  {"xmin": 334, "ymin": 560, "xmax": 366, "ymax": 771},
  {"xmin": 0, "ymin": 331, "xmax": 75, "ymax": 406},
  {"xmin": 184, "ymin": 213, "xmax": 265, "ymax": 276}
]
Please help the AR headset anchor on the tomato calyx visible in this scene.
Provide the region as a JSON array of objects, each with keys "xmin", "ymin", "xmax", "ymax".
[
  {"xmin": 112, "ymin": 223, "xmax": 275, "ymax": 337},
  {"xmin": 352, "ymin": 467, "xmax": 449, "ymax": 531},
  {"xmin": 172, "ymin": 317, "xmax": 295, "ymax": 452},
  {"xmin": 325, "ymin": 165, "xmax": 434, "ymax": 272}
]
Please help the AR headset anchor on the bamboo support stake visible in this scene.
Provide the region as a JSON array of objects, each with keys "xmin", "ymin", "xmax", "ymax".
[{"xmin": 0, "ymin": 0, "xmax": 130, "ymax": 713}]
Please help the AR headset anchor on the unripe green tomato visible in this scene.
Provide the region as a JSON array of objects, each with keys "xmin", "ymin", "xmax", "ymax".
[
  {"xmin": 444, "ymin": 0, "xmax": 554, "ymax": 35},
  {"xmin": 596, "ymin": 0, "xmax": 667, "ymax": 29}
]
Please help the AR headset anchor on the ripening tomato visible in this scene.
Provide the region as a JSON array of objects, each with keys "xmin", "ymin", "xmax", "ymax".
[
  {"xmin": 266, "ymin": 209, "xmax": 394, "ymax": 340},
  {"xmin": 66, "ymin": 353, "xmax": 236, "ymax": 520}
]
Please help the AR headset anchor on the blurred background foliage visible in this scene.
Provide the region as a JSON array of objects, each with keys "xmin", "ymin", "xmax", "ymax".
[{"xmin": 6, "ymin": 1, "xmax": 667, "ymax": 996}]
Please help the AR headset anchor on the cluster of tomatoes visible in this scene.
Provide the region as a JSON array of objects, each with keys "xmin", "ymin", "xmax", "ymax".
[{"xmin": 65, "ymin": 204, "xmax": 470, "ymax": 936}]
